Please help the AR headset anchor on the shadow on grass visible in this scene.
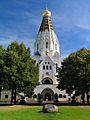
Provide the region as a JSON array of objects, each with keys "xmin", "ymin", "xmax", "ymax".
[
  {"xmin": 38, "ymin": 109, "xmax": 63, "ymax": 120},
  {"xmin": 38, "ymin": 111, "xmax": 59, "ymax": 120}
]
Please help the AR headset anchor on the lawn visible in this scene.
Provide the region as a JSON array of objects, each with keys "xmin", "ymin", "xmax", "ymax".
[{"xmin": 0, "ymin": 106, "xmax": 90, "ymax": 120}]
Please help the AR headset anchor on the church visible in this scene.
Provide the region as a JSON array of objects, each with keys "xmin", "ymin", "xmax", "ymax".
[
  {"xmin": 0, "ymin": 7, "xmax": 68, "ymax": 103},
  {"xmin": 33, "ymin": 8, "xmax": 67, "ymax": 101}
]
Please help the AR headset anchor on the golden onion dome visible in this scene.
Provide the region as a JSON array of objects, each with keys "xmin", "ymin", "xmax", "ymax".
[{"xmin": 42, "ymin": 7, "xmax": 51, "ymax": 17}]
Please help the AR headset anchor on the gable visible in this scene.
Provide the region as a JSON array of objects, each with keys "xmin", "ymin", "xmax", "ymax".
[{"xmin": 39, "ymin": 55, "xmax": 55, "ymax": 66}]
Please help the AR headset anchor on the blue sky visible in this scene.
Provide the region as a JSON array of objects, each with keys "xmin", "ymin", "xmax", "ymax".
[{"xmin": 0, "ymin": 0, "xmax": 90, "ymax": 59}]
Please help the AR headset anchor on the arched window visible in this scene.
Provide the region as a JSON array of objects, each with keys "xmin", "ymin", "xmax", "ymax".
[
  {"xmin": 44, "ymin": 80, "xmax": 51, "ymax": 84},
  {"xmin": 55, "ymin": 44, "xmax": 57, "ymax": 50},
  {"xmin": 53, "ymin": 41, "xmax": 54, "ymax": 49},
  {"xmin": 43, "ymin": 65, "xmax": 45, "ymax": 70},
  {"xmin": 59, "ymin": 94, "xmax": 62, "ymax": 98},
  {"xmin": 42, "ymin": 78, "xmax": 53, "ymax": 84},
  {"xmin": 37, "ymin": 44, "xmax": 39, "ymax": 51},
  {"xmin": 46, "ymin": 42, "xmax": 48, "ymax": 49},
  {"xmin": 50, "ymin": 65, "xmax": 52, "ymax": 70},
  {"xmin": 46, "ymin": 65, "xmax": 48, "ymax": 70},
  {"xmin": 63, "ymin": 95, "xmax": 66, "ymax": 98}
]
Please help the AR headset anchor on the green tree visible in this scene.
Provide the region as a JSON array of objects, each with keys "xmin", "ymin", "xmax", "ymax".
[
  {"xmin": 3, "ymin": 41, "xmax": 38, "ymax": 104},
  {"xmin": 0, "ymin": 45, "xmax": 5, "ymax": 98},
  {"xmin": 58, "ymin": 48, "xmax": 90, "ymax": 104}
]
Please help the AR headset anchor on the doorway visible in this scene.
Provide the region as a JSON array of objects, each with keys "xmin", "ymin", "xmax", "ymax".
[
  {"xmin": 41, "ymin": 88, "xmax": 54, "ymax": 101},
  {"xmin": 45, "ymin": 93, "xmax": 51, "ymax": 101}
]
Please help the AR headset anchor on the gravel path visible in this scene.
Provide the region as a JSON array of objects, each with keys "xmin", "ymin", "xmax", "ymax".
[{"xmin": 0, "ymin": 105, "xmax": 90, "ymax": 111}]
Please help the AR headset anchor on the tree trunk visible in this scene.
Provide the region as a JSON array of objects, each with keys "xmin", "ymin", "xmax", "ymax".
[
  {"xmin": 11, "ymin": 84, "xmax": 17, "ymax": 105},
  {"xmin": 11, "ymin": 89, "xmax": 14, "ymax": 105},
  {"xmin": 82, "ymin": 93, "xmax": 85, "ymax": 104},
  {"xmin": 14, "ymin": 86, "xmax": 16, "ymax": 105},
  {"xmin": 0, "ymin": 87, "xmax": 1, "ymax": 100},
  {"xmin": 86, "ymin": 91, "xmax": 89, "ymax": 105}
]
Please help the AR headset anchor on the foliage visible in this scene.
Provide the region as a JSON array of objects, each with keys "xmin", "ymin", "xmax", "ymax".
[
  {"xmin": 0, "ymin": 45, "xmax": 5, "ymax": 96},
  {"xmin": 0, "ymin": 45, "xmax": 5, "ymax": 86},
  {"xmin": 0, "ymin": 41, "xmax": 38, "ymax": 104},
  {"xmin": 58, "ymin": 48, "xmax": 90, "ymax": 104}
]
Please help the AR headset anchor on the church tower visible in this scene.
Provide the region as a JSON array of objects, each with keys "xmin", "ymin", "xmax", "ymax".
[
  {"xmin": 34, "ymin": 8, "xmax": 60, "ymax": 59},
  {"xmin": 34, "ymin": 8, "xmax": 65, "ymax": 101}
]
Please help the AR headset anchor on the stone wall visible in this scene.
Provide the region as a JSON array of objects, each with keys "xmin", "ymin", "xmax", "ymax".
[{"xmin": 0, "ymin": 90, "xmax": 11, "ymax": 102}]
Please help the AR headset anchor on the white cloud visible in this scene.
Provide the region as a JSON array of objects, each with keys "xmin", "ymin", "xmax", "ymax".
[{"xmin": 76, "ymin": 20, "xmax": 90, "ymax": 30}]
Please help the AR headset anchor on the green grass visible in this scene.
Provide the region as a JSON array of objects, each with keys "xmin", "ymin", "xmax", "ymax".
[{"xmin": 0, "ymin": 106, "xmax": 90, "ymax": 120}]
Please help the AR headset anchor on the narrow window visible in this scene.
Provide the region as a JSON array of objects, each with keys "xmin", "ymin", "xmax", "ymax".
[
  {"xmin": 56, "ymin": 63, "xmax": 58, "ymax": 73},
  {"xmin": 50, "ymin": 65, "xmax": 52, "ymax": 70},
  {"xmin": 43, "ymin": 65, "xmax": 45, "ymax": 70},
  {"xmin": 55, "ymin": 44, "xmax": 57, "ymax": 50},
  {"xmin": 46, "ymin": 42, "xmax": 48, "ymax": 49},
  {"xmin": 59, "ymin": 94, "xmax": 62, "ymax": 98},
  {"xmin": 53, "ymin": 41, "xmax": 54, "ymax": 49},
  {"xmin": 46, "ymin": 65, "xmax": 48, "ymax": 70},
  {"xmin": 5, "ymin": 95, "xmax": 8, "ymax": 99}
]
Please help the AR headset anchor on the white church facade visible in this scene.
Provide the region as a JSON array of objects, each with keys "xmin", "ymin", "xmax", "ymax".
[{"xmin": 33, "ymin": 8, "xmax": 67, "ymax": 101}]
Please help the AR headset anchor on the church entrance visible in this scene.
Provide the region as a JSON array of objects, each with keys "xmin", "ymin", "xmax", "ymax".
[
  {"xmin": 41, "ymin": 88, "xmax": 54, "ymax": 101},
  {"xmin": 45, "ymin": 93, "xmax": 51, "ymax": 101}
]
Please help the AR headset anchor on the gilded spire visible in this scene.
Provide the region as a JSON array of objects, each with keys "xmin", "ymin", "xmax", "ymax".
[
  {"xmin": 39, "ymin": 8, "xmax": 54, "ymax": 32},
  {"xmin": 42, "ymin": 7, "xmax": 51, "ymax": 17}
]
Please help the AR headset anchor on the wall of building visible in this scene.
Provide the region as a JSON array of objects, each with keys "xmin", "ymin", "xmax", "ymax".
[{"xmin": 1, "ymin": 90, "xmax": 11, "ymax": 102}]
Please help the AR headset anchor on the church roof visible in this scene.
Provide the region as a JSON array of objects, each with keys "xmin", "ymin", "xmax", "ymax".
[
  {"xmin": 53, "ymin": 52, "xmax": 60, "ymax": 58},
  {"xmin": 34, "ymin": 51, "xmax": 41, "ymax": 56},
  {"xmin": 39, "ymin": 8, "xmax": 54, "ymax": 32},
  {"xmin": 39, "ymin": 55, "xmax": 55, "ymax": 66}
]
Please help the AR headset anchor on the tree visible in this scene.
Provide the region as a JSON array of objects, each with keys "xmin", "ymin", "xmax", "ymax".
[
  {"xmin": 0, "ymin": 45, "xmax": 5, "ymax": 98},
  {"xmin": 3, "ymin": 41, "xmax": 38, "ymax": 104},
  {"xmin": 58, "ymin": 48, "xmax": 90, "ymax": 104}
]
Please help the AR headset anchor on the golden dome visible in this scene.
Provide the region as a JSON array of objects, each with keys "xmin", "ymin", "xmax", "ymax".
[{"xmin": 42, "ymin": 7, "xmax": 51, "ymax": 17}]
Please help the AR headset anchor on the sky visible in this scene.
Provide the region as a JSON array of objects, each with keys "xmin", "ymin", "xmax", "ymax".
[{"xmin": 0, "ymin": 0, "xmax": 90, "ymax": 59}]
